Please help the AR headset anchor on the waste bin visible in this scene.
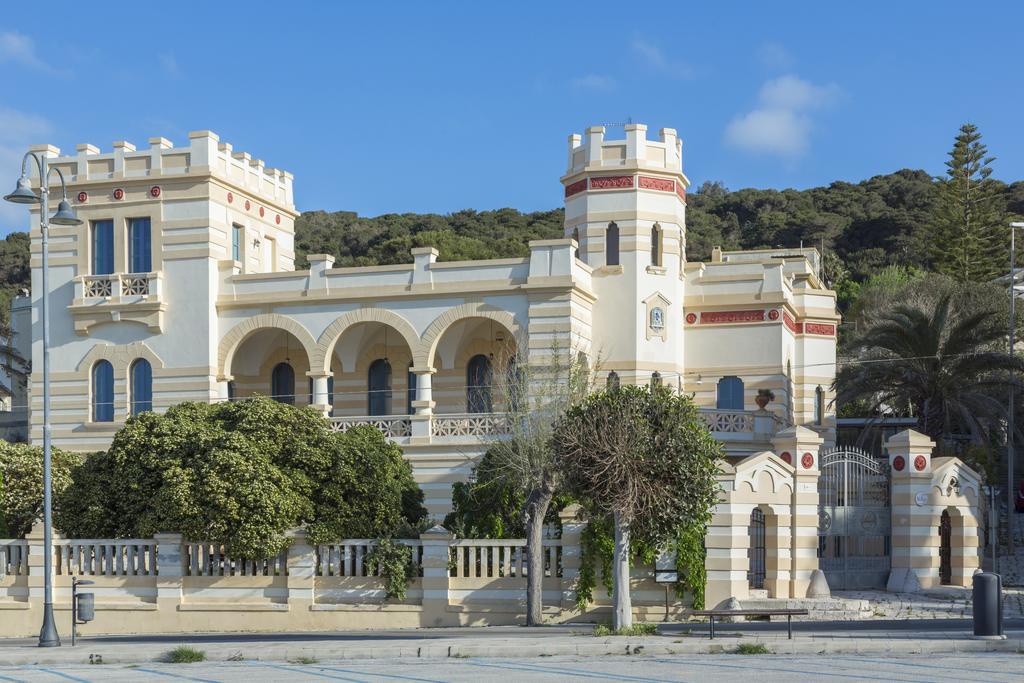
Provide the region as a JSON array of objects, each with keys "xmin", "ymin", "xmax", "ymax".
[
  {"xmin": 76, "ymin": 592, "xmax": 95, "ymax": 623},
  {"xmin": 972, "ymin": 572, "xmax": 1002, "ymax": 637}
]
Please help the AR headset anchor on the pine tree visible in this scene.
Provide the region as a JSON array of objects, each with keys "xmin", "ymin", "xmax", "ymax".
[{"xmin": 928, "ymin": 124, "xmax": 1007, "ymax": 282}]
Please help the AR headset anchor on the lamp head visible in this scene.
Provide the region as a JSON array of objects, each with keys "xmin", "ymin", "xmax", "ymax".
[
  {"xmin": 3, "ymin": 176, "xmax": 39, "ymax": 205},
  {"xmin": 50, "ymin": 199, "xmax": 82, "ymax": 226}
]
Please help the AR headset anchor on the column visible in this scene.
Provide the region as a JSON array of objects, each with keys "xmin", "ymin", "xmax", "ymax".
[
  {"xmin": 26, "ymin": 521, "xmax": 55, "ymax": 608},
  {"xmin": 772, "ymin": 425, "xmax": 823, "ymax": 598},
  {"xmin": 286, "ymin": 529, "xmax": 316, "ymax": 613},
  {"xmin": 154, "ymin": 533, "xmax": 185, "ymax": 611},
  {"xmin": 703, "ymin": 469, "xmax": 749, "ymax": 606},
  {"xmin": 419, "ymin": 525, "xmax": 456, "ymax": 626},
  {"xmin": 216, "ymin": 377, "xmax": 231, "ymax": 403},
  {"xmin": 308, "ymin": 373, "xmax": 332, "ymax": 416},
  {"xmin": 558, "ymin": 505, "xmax": 585, "ymax": 613},
  {"xmin": 885, "ymin": 429, "xmax": 937, "ymax": 592},
  {"xmin": 410, "ymin": 367, "xmax": 435, "ymax": 444}
]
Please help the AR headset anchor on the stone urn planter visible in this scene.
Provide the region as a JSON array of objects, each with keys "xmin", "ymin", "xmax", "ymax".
[{"xmin": 755, "ymin": 389, "xmax": 775, "ymax": 410}]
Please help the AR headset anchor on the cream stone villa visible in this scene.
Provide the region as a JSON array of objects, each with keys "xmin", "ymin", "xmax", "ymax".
[{"xmin": 13, "ymin": 123, "xmax": 983, "ymax": 607}]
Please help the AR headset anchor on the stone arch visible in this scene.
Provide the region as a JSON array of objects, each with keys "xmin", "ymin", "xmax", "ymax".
[
  {"xmin": 76, "ymin": 341, "xmax": 166, "ymax": 374},
  {"xmin": 218, "ymin": 314, "xmax": 318, "ymax": 379},
  {"xmin": 419, "ymin": 302, "xmax": 522, "ymax": 369},
  {"xmin": 314, "ymin": 308, "xmax": 421, "ymax": 375}
]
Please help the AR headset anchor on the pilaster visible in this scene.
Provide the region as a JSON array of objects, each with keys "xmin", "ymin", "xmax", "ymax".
[
  {"xmin": 419, "ymin": 526, "xmax": 456, "ymax": 627},
  {"xmin": 558, "ymin": 505, "xmax": 585, "ymax": 612},
  {"xmin": 154, "ymin": 533, "xmax": 184, "ymax": 608},
  {"xmin": 772, "ymin": 425, "xmax": 823, "ymax": 598},
  {"xmin": 885, "ymin": 429, "xmax": 937, "ymax": 591}
]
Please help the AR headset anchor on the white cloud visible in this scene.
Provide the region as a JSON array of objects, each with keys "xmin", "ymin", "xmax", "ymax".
[
  {"xmin": 571, "ymin": 74, "xmax": 616, "ymax": 92},
  {"xmin": 0, "ymin": 107, "xmax": 53, "ymax": 233},
  {"xmin": 631, "ymin": 38, "xmax": 695, "ymax": 80},
  {"xmin": 159, "ymin": 53, "xmax": 182, "ymax": 78},
  {"xmin": 0, "ymin": 31, "xmax": 56, "ymax": 73},
  {"xmin": 757, "ymin": 42, "xmax": 795, "ymax": 70},
  {"xmin": 724, "ymin": 74, "xmax": 842, "ymax": 158}
]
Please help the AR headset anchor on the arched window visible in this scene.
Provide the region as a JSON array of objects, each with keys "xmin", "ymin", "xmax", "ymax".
[
  {"xmin": 716, "ymin": 376, "xmax": 744, "ymax": 410},
  {"xmin": 814, "ymin": 385, "xmax": 824, "ymax": 425},
  {"xmin": 606, "ymin": 370, "xmax": 620, "ymax": 390},
  {"xmin": 651, "ymin": 371, "xmax": 662, "ymax": 387},
  {"xmin": 271, "ymin": 362, "xmax": 295, "ymax": 405},
  {"xmin": 129, "ymin": 359, "xmax": 152, "ymax": 415},
  {"xmin": 368, "ymin": 359, "xmax": 392, "ymax": 416},
  {"xmin": 407, "ymin": 362, "xmax": 417, "ymax": 415},
  {"xmin": 92, "ymin": 360, "xmax": 114, "ymax": 422},
  {"xmin": 651, "ymin": 224, "xmax": 662, "ymax": 267},
  {"xmin": 572, "ymin": 227, "xmax": 581, "ymax": 260},
  {"xmin": 606, "ymin": 222, "xmax": 619, "ymax": 266},
  {"xmin": 467, "ymin": 354, "xmax": 492, "ymax": 413}
]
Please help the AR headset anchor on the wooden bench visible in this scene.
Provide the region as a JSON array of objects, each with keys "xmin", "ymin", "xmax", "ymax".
[{"xmin": 688, "ymin": 608, "xmax": 809, "ymax": 639}]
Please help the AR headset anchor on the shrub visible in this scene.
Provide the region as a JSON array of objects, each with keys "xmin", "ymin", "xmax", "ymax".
[
  {"xmin": 734, "ymin": 643, "xmax": 771, "ymax": 655},
  {"xmin": 0, "ymin": 442, "xmax": 82, "ymax": 537},
  {"xmin": 166, "ymin": 646, "xmax": 206, "ymax": 663},
  {"xmin": 364, "ymin": 537, "xmax": 415, "ymax": 600},
  {"xmin": 593, "ymin": 623, "xmax": 658, "ymax": 637}
]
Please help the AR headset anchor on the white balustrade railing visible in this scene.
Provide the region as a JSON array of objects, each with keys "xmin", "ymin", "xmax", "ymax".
[
  {"xmin": 79, "ymin": 272, "xmax": 158, "ymax": 299},
  {"xmin": 449, "ymin": 539, "xmax": 561, "ymax": 579},
  {"xmin": 328, "ymin": 416, "xmax": 412, "ymax": 438},
  {"xmin": 0, "ymin": 540, "xmax": 28, "ymax": 577},
  {"xmin": 54, "ymin": 539, "xmax": 157, "ymax": 576},
  {"xmin": 316, "ymin": 540, "xmax": 423, "ymax": 577},
  {"xmin": 698, "ymin": 409, "xmax": 755, "ymax": 433},
  {"xmin": 185, "ymin": 542, "xmax": 287, "ymax": 577},
  {"xmin": 432, "ymin": 413, "xmax": 511, "ymax": 438}
]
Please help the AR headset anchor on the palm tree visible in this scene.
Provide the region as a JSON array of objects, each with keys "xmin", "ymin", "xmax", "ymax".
[{"xmin": 835, "ymin": 292, "xmax": 1024, "ymax": 445}]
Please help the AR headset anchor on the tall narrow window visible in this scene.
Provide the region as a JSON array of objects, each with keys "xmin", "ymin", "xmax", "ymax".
[
  {"xmin": 368, "ymin": 359, "xmax": 392, "ymax": 416},
  {"xmin": 814, "ymin": 385, "xmax": 824, "ymax": 425},
  {"xmin": 264, "ymin": 236, "xmax": 277, "ymax": 272},
  {"xmin": 651, "ymin": 223, "xmax": 663, "ymax": 267},
  {"xmin": 271, "ymin": 362, "xmax": 295, "ymax": 405},
  {"xmin": 606, "ymin": 222, "xmax": 619, "ymax": 266},
  {"xmin": 91, "ymin": 220, "xmax": 114, "ymax": 275},
  {"xmin": 606, "ymin": 370, "xmax": 620, "ymax": 390},
  {"xmin": 407, "ymin": 362, "xmax": 417, "ymax": 415},
  {"xmin": 128, "ymin": 217, "xmax": 152, "ymax": 273},
  {"xmin": 92, "ymin": 360, "xmax": 114, "ymax": 422},
  {"xmin": 716, "ymin": 376, "xmax": 744, "ymax": 410},
  {"xmin": 572, "ymin": 227, "xmax": 581, "ymax": 260},
  {"xmin": 232, "ymin": 225, "xmax": 243, "ymax": 262},
  {"xmin": 129, "ymin": 359, "xmax": 153, "ymax": 415},
  {"xmin": 466, "ymin": 354, "xmax": 492, "ymax": 413}
]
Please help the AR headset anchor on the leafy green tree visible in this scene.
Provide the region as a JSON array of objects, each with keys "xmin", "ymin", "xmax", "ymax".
[
  {"xmin": 553, "ymin": 385, "xmax": 721, "ymax": 629},
  {"xmin": 0, "ymin": 442, "xmax": 82, "ymax": 538},
  {"xmin": 0, "ymin": 470, "xmax": 8, "ymax": 537},
  {"xmin": 57, "ymin": 398, "xmax": 426, "ymax": 557},
  {"xmin": 835, "ymin": 277, "xmax": 1024, "ymax": 444},
  {"xmin": 927, "ymin": 124, "xmax": 1007, "ymax": 282}
]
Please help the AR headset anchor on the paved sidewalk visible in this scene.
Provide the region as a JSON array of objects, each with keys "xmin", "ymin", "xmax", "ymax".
[
  {"xmin": 0, "ymin": 623, "xmax": 1020, "ymax": 666},
  {"xmin": 835, "ymin": 586, "xmax": 1024, "ymax": 620}
]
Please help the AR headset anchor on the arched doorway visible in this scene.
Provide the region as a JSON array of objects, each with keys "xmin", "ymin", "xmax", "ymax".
[
  {"xmin": 225, "ymin": 327, "xmax": 312, "ymax": 407},
  {"xmin": 939, "ymin": 509, "xmax": 952, "ymax": 585},
  {"xmin": 747, "ymin": 508, "xmax": 766, "ymax": 590}
]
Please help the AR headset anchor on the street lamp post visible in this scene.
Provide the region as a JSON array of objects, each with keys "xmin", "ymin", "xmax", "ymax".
[
  {"xmin": 5, "ymin": 151, "xmax": 82, "ymax": 647},
  {"xmin": 1009, "ymin": 221, "xmax": 1024, "ymax": 557}
]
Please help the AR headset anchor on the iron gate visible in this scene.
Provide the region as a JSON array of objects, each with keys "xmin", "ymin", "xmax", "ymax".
[
  {"xmin": 817, "ymin": 446, "xmax": 891, "ymax": 590},
  {"xmin": 747, "ymin": 508, "xmax": 766, "ymax": 589}
]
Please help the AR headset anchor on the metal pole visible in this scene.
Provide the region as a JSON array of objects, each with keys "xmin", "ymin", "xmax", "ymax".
[{"xmin": 38, "ymin": 154, "xmax": 59, "ymax": 647}]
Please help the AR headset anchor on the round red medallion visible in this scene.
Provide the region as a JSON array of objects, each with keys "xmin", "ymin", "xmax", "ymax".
[
  {"xmin": 801, "ymin": 452, "xmax": 814, "ymax": 469},
  {"xmin": 768, "ymin": 309, "xmax": 780, "ymax": 321},
  {"xmin": 275, "ymin": 214, "xmax": 281, "ymax": 225},
  {"xmin": 76, "ymin": 191, "xmax": 88, "ymax": 204},
  {"xmin": 244, "ymin": 200, "xmax": 251, "ymax": 211},
  {"xmin": 149, "ymin": 186, "xmax": 161, "ymax": 198},
  {"xmin": 113, "ymin": 188, "xmax": 124, "ymax": 200},
  {"xmin": 227, "ymin": 192, "xmax": 234, "ymax": 203},
  {"xmin": 914, "ymin": 455, "xmax": 927, "ymax": 471},
  {"xmin": 259, "ymin": 206, "xmax": 265, "ymax": 217},
  {"xmin": 685, "ymin": 313, "xmax": 697, "ymax": 324},
  {"xmin": 893, "ymin": 455, "xmax": 906, "ymax": 472},
  {"xmin": 780, "ymin": 451, "xmax": 792, "ymax": 465}
]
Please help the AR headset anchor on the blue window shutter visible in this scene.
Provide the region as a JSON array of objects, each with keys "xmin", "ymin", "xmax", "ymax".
[
  {"xmin": 129, "ymin": 218, "xmax": 152, "ymax": 273},
  {"xmin": 717, "ymin": 376, "xmax": 743, "ymax": 410},
  {"xmin": 130, "ymin": 359, "xmax": 152, "ymax": 415},
  {"xmin": 93, "ymin": 360, "xmax": 114, "ymax": 422},
  {"xmin": 92, "ymin": 221, "xmax": 114, "ymax": 275}
]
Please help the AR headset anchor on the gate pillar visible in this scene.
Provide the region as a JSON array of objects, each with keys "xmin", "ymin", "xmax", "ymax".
[
  {"xmin": 772, "ymin": 426, "xmax": 823, "ymax": 598},
  {"xmin": 885, "ymin": 429, "xmax": 937, "ymax": 592}
]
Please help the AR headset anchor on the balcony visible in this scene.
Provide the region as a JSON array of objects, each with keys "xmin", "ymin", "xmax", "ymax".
[{"xmin": 69, "ymin": 272, "xmax": 165, "ymax": 335}]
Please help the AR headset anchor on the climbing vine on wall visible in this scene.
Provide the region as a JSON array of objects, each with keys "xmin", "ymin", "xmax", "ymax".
[{"xmin": 365, "ymin": 538, "xmax": 415, "ymax": 601}]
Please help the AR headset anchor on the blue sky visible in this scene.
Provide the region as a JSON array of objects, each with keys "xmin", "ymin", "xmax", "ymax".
[{"xmin": 1, "ymin": 2, "xmax": 1022, "ymax": 233}]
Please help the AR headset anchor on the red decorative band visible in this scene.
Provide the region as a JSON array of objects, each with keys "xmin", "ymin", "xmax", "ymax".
[
  {"xmin": 590, "ymin": 175, "xmax": 634, "ymax": 190},
  {"xmin": 914, "ymin": 455, "xmax": 927, "ymax": 471},
  {"xmin": 783, "ymin": 311, "xmax": 802, "ymax": 334},
  {"xmin": 638, "ymin": 175, "xmax": 675, "ymax": 192},
  {"xmin": 801, "ymin": 452, "xmax": 814, "ymax": 469},
  {"xmin": 565, "ymin": 179, "xmax": 587, "ymax": 197},
  {"xmin": 700, "ymin": 309, "xmax": 765, "ymax": 324},
  {"xmin": 892, "ymin": 455, "xmax": 905, "ymax": 472},
  {"xmin": 804, "ymin": 322, "xmax": 836, "ymax": 336},
  {"xmin": 676, "ymin": 183, "xmax": 686, "ymax": 201}
]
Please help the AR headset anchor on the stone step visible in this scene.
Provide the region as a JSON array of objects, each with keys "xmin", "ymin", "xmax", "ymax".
[
  {"xmin": 747, "ymin": 589, "xmax": 769, "ymax": 599},
  {"xmin": 739, "ymin": 596, "xmax": 873, "ymax": 620}
]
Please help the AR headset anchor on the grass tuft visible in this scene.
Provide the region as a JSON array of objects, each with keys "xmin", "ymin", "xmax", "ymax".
[
  {"xmin": 290, "ymin": 656, "xmax": 319, "ymax": 665},
  {"xmin": 166, "ymin": 646, "xmax": 207, "ymax": 663},
  {"xmin": 593, "ymin": 622, "xmax": 658, "ymax": 637},
  {"xmin": 734, "ymin": 643, "xmax": 771, "ymax": 655}
]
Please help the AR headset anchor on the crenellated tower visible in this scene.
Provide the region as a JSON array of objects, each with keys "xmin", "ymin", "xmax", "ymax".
[{"xmin": 561, "ymin": 124, "xmax": 689, "ymax": 386}]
